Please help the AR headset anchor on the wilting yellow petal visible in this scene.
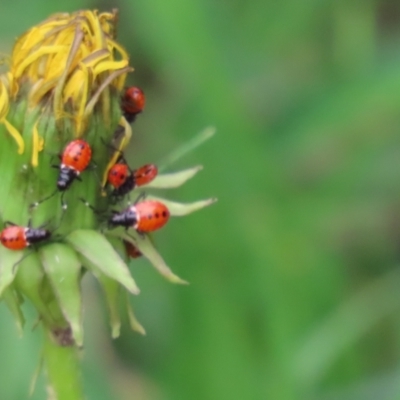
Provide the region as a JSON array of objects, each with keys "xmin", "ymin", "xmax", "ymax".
[
  {"xmin": 99, "ymin": 11, "xmax": 118, "ymax": 37},
  {"xmin": 31, "ymin": 120, "xmax": 44, "ymax": 167},
  {"xmin": 3, "ymin": 119, "xmax": 24, "ymax": 154},
  {"xmin": 81, "ymin": 49, "xmax": 109, "ymax": 68},
  {"xmin": 93, "ymin": 59, "xmax": 128, "ymax": 76},
  {"xmin": 3, "ymin": 72, "xmax": 19, "ymax": 98},
  {"xmin": 107, "ymin": 39, "xmax": 129, "ymax": 61},
  {"xmin": 101, "ymin": 116, "xmax": 132, "ymax": 188},
  {"xmin": 83, "ymin": 10, "xmax": 103, "ymax": 48},
  {"xmin": 8, "ymin": 10, "xmax": 131, "ymax": 142},
  {"xmin": 0, "ymin": 82, "xmax": 9, "ymax": 117},
  {"xmin": 14, "ymin": 46, "xmax": 66, "ymax": 78}
]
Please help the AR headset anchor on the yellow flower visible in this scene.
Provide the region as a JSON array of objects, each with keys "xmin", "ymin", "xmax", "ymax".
[{"xmin": 3, "ymin": 9, "xmax": 131, "ymax": 166}]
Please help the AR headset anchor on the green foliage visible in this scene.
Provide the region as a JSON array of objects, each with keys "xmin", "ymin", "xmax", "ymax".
[{"xmin": 1, "ymin": 1, "xmax": 400, "ymax": 400}]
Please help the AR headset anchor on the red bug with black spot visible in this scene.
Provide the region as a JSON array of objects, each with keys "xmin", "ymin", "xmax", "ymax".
[
  {"xmin": 107, "ymin": 163, "xmax": 158, "ymax": 198},
  {"xmin": 133, "ymin": 164, "xmax": 158, "ymax": 187},
  {"xmin": 31, "ymin": 139, "xmax": 92, "ymax": 209},
  {"xmin": 0, "ymin": 223, "xmax": 51, "ymax": 251},
  {"xmin": 121, "ymin": 86, "xmax": 146, "ymax": 123},
  {"xmin": 109, "ymin": 200, "xmax": 170, "ymax": 234},
  {"xmin": 107, "ymin": 163, "xmax": 130, "ymax": 190},
  {"xmin": 58, "ymin": 139, "xmax": 92, "ymax": 191}
]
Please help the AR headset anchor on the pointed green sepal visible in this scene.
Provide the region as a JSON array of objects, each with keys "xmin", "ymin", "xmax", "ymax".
[
  {"xmin": 123, "ymin": 234, "xmax": 188, "ymax": 284},
  {"xmin": 91, "ymin": 269, "xmax": 121, "ymax": 339},
  {"xmin": 3, "ymin": 287, "xmax": 25, "ymax": 336},
  {"xmin": 39, "ymin": 243, "xmax": 84, "ymax": 346},
  {"xmin": 29, "ymin": 354, "xmax": 43, "ymax": 397},
  {"xmin": 67, "ymin": 229, "xmax": 140, "ymax": 295},
  {"xmin": 125, "ymin": 291, "xmax": 146, "ymax": 335},
  {"xmin": 159, "ymin": 126, "xmax": 216, "ymax": 171},
  {"xmin": 14, "ymin": 252, "xmax": 53, "ymax": 324},
  {"xmin": 145, "ymin": 165, "xmax": 203, "ymax": 189},
  {"xmin": 0, "ymin": 245, "xmax": 25, "ymax": 296},
  {"xmin": 148, "ymin": 196, "xmax": 217, "ymax": 216}
]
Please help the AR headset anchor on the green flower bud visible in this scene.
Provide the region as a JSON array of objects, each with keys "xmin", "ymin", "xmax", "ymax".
[{"xmin": 0, "ymin": 9, "xmax": 215, "ymax": 399}]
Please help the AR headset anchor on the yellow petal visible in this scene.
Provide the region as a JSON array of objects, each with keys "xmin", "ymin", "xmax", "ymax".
[
  {"xmin": 101, "ymin": 117, "xmax": 132, "ymax": 188},
  {"xmin": 3, "ymin": 119, "xmax": 24, "ymax": 154},
  {"xmin": 0, "ymin": 82, "xmax": 9, "ymax": 117},
  {"xmin": 31, "ymin": 120, "xmax": 44, "ymax": 167},
  {"xmin": 14, "ymin": 46, "xmax": 66, "ymax": 79},
  {"xmin": 93, "ymin": 59, "xmax": 128, "ymax": 76}
]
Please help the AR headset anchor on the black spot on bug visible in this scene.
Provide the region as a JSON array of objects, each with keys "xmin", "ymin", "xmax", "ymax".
[
  {"xmin": 155, "ymin": 213, "xmax": 160, "ymax": 218},
  {"xmin": 162, "ymin": 211, "xmax": 167, "ymax": 217}
]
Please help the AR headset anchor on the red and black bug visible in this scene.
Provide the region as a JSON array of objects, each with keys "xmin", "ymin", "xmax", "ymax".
[
  {"xmin": 133, "ymin": 164, "xmax": 158, "ymax": 187},
  {"xmin": 107, "ymin": 162, "xmax": 158, "ymax": 198},
  {"xmin": 108, "ymin": 200, "xmax": 169, "ymax": 234},
  {"xmin": 57, "ymin": 139, "xmax": 92, "ymax": 191},
  {"xmin": 121, "ymin": 86, "xmax": 146, "ymax": 123},
  {"xmin": 0, "ymin": 222, "xmax": 51, "ymax": 251},
  {"xmin": 31, "ymin": 139, "xmax": 92, "ymax": 209},
  {"xmin": 107, "ymin": 163, "xmax": 130, "ymax": 190}
]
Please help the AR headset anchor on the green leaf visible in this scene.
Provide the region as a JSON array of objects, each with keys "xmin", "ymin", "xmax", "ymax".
[
  {"xmin": 91, "ymin": 269, "xmax": 121, "ymax": 339},
  {"xmin": 145, "ymin": 165, "xmax": 203, "ymax": 189},
  {"xmin": 29, "ymin": 354, "xmax": 43, "ymax": 397},
  {"xmin": 123, "ymin": 234, "xmax": 188, "ymax": 284},
  {"xmin": 39, "ymin": 243, "xmax": 84, "ymax": 346},
  {"xmin": 0, "ymin": 245, "xmax": 26, "ymax": 296},
  {"xmin": 147, "ymin": 195, "xmax": 217, "ymax": 216},
  {"xmin": 125, "ymin": 291, "xmax": 146, "ymax": 335},
  {"xmin": 158, "ymin": 126, "xmax": 216, "ymax": 171},
  {"xmin": 3, "ymin": 287, "xmax": 25, "ymax": 336},
  {"xmin": 14, "ymin": 252, "xmax": 54, "ymax": 324},
  {"xmin": 67, "ymin": 229, "xmax": 140, "ymax": 295}
]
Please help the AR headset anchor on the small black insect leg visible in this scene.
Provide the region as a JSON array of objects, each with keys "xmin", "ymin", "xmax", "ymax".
[
  {"xmin": 100, "ymin": 138, "xmax": 133, "ymax": 173},
  {"xmin": 60, "ymin": 191, "xmax": 68, "ymax": 211},
  {"xmin": 134, "ymin": 192, "xmax": 146, "ymax": 205},
  {"xmin": 29, "ymin": 189, "xmax": 59, "ymax": 210},
  {"xmin": 79, "ymin": 198, "xmax": 108, "ymax": 216},
  {"xmin": 87, "ymin": 162, "xmax": 103, "ymax": 188},
  {"xmin": 4, "ymin": 221, "xmax": 17, "ymax": 227},
  {"xmin": 12, "ymin": 250, "xmax": 34, "ymax": 274}
]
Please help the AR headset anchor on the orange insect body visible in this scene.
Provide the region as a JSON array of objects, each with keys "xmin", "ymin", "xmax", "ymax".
[
  {"xmin": 122, "ymin": 86, "xmax": 146, "ymax": 122},
  {"xmin": 134, "ymin": 201, "xmax": 170, "ymax": 233},
  {"xmin": 133, "ymin": 164, "xmax": 158, "ymax": 187},
  {"xmin": 58, "ymin": 139, "xmax": 92, "ymax": 191},
  {"xmin": 0, "ymin": 225, "xmax": 51, "ymax": 250},
  {"xmin": 109, "ymin": 200, "xmax": 170, "ymax": 233},
  {"xmin": 61, "ymin": 139, "xmax": 92, "ymax": 173},
  {"xmin": 108, "ymin": 163, "xmax": 130, "ymax": 189},
  {"xmin": 122, "ymin": 86, "xmax": 146, "ymax": 115},
  {"xmin": 108, "ymin": 163, "xmax": 158, "ymax": 197}
]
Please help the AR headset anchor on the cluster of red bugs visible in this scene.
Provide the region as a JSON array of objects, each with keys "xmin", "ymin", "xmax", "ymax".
[{"xmin": 0, "ymin": 87, "xmax": 169, "ymax": 260}]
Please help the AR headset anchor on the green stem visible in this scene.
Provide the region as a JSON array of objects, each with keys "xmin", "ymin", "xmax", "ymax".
[{"xmin": 42, "ymin": 328, "xmax": 84, "ymax": 400}]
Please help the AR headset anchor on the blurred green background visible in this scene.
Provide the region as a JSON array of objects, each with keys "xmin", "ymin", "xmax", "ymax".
[{"xmin": 1, "ymin": 1, "xmax": 400, "ymax": 399}]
